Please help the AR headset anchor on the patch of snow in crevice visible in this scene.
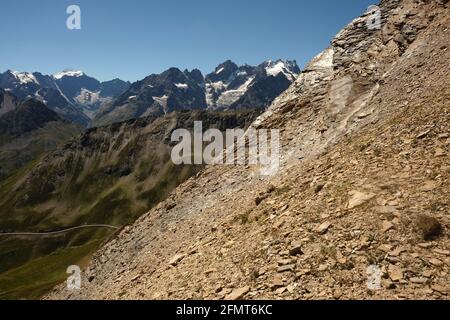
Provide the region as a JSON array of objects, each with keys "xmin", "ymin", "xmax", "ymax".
[
  {"xmin": 153, "ymin": 95, "xmax": 168, "ymax": 108},
  {"xmin": 208, "ymin": 81, "xmax": 226, "ymax": 91},
  {"xmin": 215, "ymin": 76, "xmax": 255, "ymax": 108},
  {"xmin": 53, "ymin": 82, "xmax": 73, "ymax": 105}
]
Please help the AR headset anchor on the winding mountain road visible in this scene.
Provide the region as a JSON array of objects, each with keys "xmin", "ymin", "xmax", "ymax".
[{"xmin": 0, "ymin": 224, "xmax": 120, "ymax": 237}]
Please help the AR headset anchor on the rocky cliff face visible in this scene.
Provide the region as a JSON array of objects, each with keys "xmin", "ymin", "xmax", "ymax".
[{"xmin": 46, "ymin": 0, "xmax": 449, "ymax": 300}]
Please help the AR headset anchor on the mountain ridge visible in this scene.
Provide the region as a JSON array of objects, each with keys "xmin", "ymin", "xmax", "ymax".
[
  {"xmin": 0, "ymin": 69, "xmax": 131, "ymax": 126},
  {"xmin": 92, "ymin": 59, "xmax": 300, "ymax": 127}
]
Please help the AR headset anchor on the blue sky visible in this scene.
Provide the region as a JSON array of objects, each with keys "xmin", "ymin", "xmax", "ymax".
[{"xmin": 0, "ymin": 0, "xmax": 376, "ymax": 82}]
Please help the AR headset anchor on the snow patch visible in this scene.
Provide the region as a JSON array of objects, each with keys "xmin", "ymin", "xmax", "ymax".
[
  {"xmin": 215, "ymin": 76, "xmax": 255, "ymax": 108},
  {"xmin": 11, "ymin": 71, "xmax": 39, "ymax": 85},
  {"xmin": 153, "ymin": 95, "xmax": 169, "ymax": 113},
  {"xmin": 175, "ymin": 83, "xmax": 188, "ymax": 89},
  {"xmin": 53, "ymin": 70, "xmax": 85, "ymax": 80},
  {"xmin": 265, "ymin": 61, "xmax": 297, "ymax": 81}
]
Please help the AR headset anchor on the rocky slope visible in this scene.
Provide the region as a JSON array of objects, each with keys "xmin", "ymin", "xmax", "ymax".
[
  {"xmin": 92, "ymin": 60, "xmax": 300, "ymax": 127},
  {"xmin": 0, "ymin": 109, "xmax": 260, "ymax": 299},
  {"xmin": 47, "ymin": 0, "xmax": 449, "ymax": 300}
]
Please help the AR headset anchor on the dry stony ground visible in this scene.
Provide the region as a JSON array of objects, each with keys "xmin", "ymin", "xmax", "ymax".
[{"xmin": 46, "ymin": 0, "xmax": 449, "ymax": 300}]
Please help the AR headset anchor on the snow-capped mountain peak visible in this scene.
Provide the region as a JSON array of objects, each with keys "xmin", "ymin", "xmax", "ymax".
[
  {"xmin": 204, "ymin": 59, "xmax": 300, "ymax": 110},
  {"xmin": 263, "ymin": 59, "xmax": 300, "ymax": 81},
  {"xmin": 0, "ymin": 69, "xmax": 130, "ymax": 126},
  {"xmin": 52, "ymin": 69, "xmax": 85, "ymax": 80},
  {"xmin": 10, "ymin": 71, "xmax": 40, "ymax": 85}
]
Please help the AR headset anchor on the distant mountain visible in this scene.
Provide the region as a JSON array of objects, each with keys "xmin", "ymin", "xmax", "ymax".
[
  {"xmin": 0, "ymin": 70, "xmax": 131, "ymax": 126},
  {"xmin": 0, "ymin": 91, "xmax": 81, "ymax": 180},
  {"xmin": 205, "ymin": 59, "xmax": 300, "ymax": 110},
  {"xmin": 92, "ymin": 59, "xmax": 300, "ymax": 127},
  {"xmin": 93, "ymin": 68, "xmax": 208, "ymax": 127},
  {"xmin": 100, "ymin": 78, "xmax": 132, "ymax": 98}
]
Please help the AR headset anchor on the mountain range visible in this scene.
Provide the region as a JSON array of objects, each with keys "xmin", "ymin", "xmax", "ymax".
[
  {"xmin": 0, "ymin": 70, "xmax": 130, "ymax": 126},
  {"xmin": 93, "ymin": 59, "xmax": 299, "ymax": 127},
  {"xmin": 0, "ymin": 59, "xmax": 299, "ymax": 128}
]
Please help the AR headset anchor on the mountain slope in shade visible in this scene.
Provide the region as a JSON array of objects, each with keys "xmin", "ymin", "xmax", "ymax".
[
  {"xmin": 0, "ymin": 95, "xmax": 82, "ymax": 180},
  {"xmin": 45, "ymin": 0, "xmax": 449, "ymax": 300},
  {"xmin": 92, "ymin": 60, "xmax": 300, "ymax": 127}
]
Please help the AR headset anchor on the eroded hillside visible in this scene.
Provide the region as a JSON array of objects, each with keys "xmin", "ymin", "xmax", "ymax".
[{"xmin": 47, "ymin": 0, "xmax": 449, "ymax": 300}]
